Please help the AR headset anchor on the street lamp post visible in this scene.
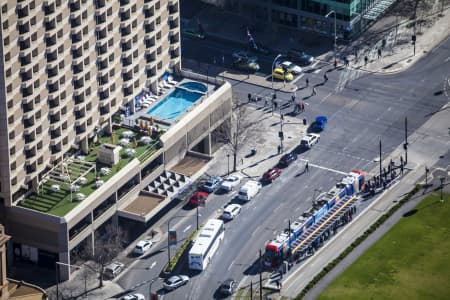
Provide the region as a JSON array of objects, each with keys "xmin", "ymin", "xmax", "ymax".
[
  {"xmin": 325, "ymin": 11, "xmax": 337, "ymax": 67},
  {"xmin": 227, "ymin": 154, "xmax": 230, "ymax": 175},
  {"xmin": 148, "ymin": 277, "xmax": 162, "ymax": 300},
  {"xmin": 167, "ymin": 215, "xmax": 186, "ymax": 266},
  {"xmin": 440, "ymin": 176, "xmax": 445, "ymax": 203},
  {"xmin": 279, "ymin": 107, "xmax": 284, "ymax": 153},
  {"xmin": 272, "ymin": 54, "xmax": 283, "ymax": 92}
]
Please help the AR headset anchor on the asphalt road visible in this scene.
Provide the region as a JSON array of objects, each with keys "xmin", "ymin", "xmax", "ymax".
[{"xmin": 116, "ymin": 35, "xmax": 450, "ymax": 300}]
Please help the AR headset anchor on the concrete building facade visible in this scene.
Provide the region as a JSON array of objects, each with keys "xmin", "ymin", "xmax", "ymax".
[
  {"xmin": 210, "ymin": 0, "xmax": 396, "ymax": 39},
  {"xmin": 0, "ymin": 0, "xmax": 234, "ymax": 281}
]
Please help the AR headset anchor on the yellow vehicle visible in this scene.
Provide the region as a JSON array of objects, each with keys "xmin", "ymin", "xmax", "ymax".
[{"xmin": 272, "ymin": 67, "xmax": 294, "ymax": 81}]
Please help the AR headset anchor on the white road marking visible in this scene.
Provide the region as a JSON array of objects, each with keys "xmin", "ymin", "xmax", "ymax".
[
  {"xmin": 183, "ymin": 225, "xmax": 192, "ymax": 233},
  {"xmin": 228, "ymin": 259, "xmax": 235, "ymax": 271},
  {"xmin": 313, "ymin": 68, "xmax": 322, "ymax": 74},
  {"xmin": 310, "ymin": 60, "xmax": 320, "ymax": 69},
  {"xmin": 445, "ymin": 56, "xmax": 450, "ymax": 62},
  {"xmin": 299, "ymin": 159, "xmax": 347, "ymax": 175},
  {"xmin": 150, "ymin": 261, "xmax": 157, "ymax": 269}
]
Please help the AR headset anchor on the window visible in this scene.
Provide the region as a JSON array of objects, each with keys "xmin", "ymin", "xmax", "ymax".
[
  {"xmin": 85, "ymin": 72, "xmax": 90, "ymax": 80},
  {"xmin": 82, "ymin": 10, "xmax": 87, "ymax": 19},
  {"xmin": 108, "ymin": 38, "xmax": 113, "ymax": 47},
  {"xmin": 4, "ymin": 37, "xmax": 9, "ymax": 46},
  {"xmin": 57, "ymin": 13, "xmax": 62, "ymax": 22},
  {"xmin": 107, "ymin": 7, "xmax": 112, "ymax": 16},
  {"xmin": 7, "ymin": 85, "xmax": 12, "ymax": 94},
  {"xmin": 34, "ymin": 79, "xmax": 40, "ymax": 88},
  {"xmin": 59, "ymin": 61, "xmax": 64, "ymax": 68},
  {"xmin": 8, "ymin": 116, "xmax": 14, "ymax": 124},
  {"xmin": 84, "ymin": 57, "xmax": 89, "ymax": 65},
  {"xmin": 3, "ymin": 21, "xmax": 8, "ymax": 30},
  {"xmin": 10, "ymin": 147, "xmax": 15, "ymax": 155},
  {"xmin": 30, "ymin": 17, "xmax": 36, "ymax": 26},
  {"xmin": 31, "ymin": 32, "xmax": 37, "ymax": 41},
  {"xmin": 33, "ymin": 64, "xmax": 39, "ymax": 73},
  {"xmin": 32, "ymin": 48, "xmax": 38, "ymax": 57},
  {"xmin": 57, "ymin": 29, "xmax": 63, "ymax": 38},
  {"xmin": 60, "ymin": 76, "xmax": 65, "ymax": 84},
  {"xmin": 134, "ymin": 65, "xmax": 138, "ymax": 73},
  {"xmin": 86, "ymin": 87, "xmax": 91, "ymax": 95},
  {"xmin": 83, "ymin": 26, "xmax": 88, "ymax": 35},
  {"xmin": 133, "ymin": 50, "xmax": 138, "ymax": 58},
  {"xmin": 10, "ymin": 162, "xmax": 16, "ymax": 171},
  {"xmin": 5, "ymin": 53, "xmax": 10, "ymax": 61},
  {"xmin": 133, "ymin": 35, "xmax": 138, "ymax": 43},
  {"xmin": 108, "ymin": 23, "xmax": 113, "ymax": 32},
  {"xmin": 9, "ymin": 131, "xmax": 15, "ymax": 140},
  {"xmin": 6, "ymin": 69, "xmax": 11, "ymax": 77},
  {"xmin": 61, "ymin": 91, "xmax": 66, "ymax": 99},
  {"xmin": 58, "ymin": 45, "xmax": 64, "ymax": 54},
  {"xmin": 1, "ymin": 5, "xmax": 7, "ymax": 14},
  {"xmin": 109, "ymin": 69, "xmax": 114, "ymax": 77},
  {"xmin": 109, "ymin": 54, "xmax": 114, "ymax": 62},
  {"xmin": 30, "ymin": 1, "xmax": 36, "ymax": 9},
  {"xmin": 83, "ymin": 41, "xmax": 89, "ymax": 50}
]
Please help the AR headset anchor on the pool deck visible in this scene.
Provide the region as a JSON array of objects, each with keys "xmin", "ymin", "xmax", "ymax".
[{"xmin": 124, "ymin": 78, "xmax": 215, "ymax": 128}]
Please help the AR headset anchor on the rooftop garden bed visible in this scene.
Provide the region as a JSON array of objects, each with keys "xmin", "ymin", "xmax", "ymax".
[{"xmin": 19, "ymin": 126, "xmax": 161, "ymax": 217}]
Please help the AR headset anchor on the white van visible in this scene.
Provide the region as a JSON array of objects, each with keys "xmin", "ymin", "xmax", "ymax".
[{"xmin": 238, "ymin": 180, "xmax": 262, "ymax": 201}]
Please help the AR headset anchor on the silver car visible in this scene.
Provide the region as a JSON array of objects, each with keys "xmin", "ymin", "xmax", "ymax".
[{"xmin": 163, "ymin": 275, "xmax": 190, "ymax": 291}]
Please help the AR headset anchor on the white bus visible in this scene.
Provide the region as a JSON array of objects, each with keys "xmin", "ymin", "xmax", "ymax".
[{"xmin": 188, "ymin": 219, "xmax": 225, "ymax": 271}]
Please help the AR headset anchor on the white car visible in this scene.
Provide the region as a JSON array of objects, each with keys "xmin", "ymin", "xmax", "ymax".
[
  {"xmin": 163, "ymin": 275, "xmax": 190, "ymax": 291},
  {"xmin": 134, "ymin": 240, "xmax": 153, "ymax": 255},
  {"xmin": 222, "ymin": 204, "xmax": 242, "ymax": 220},
  {"xmin": 279, "ymin": 61, "xmax": 302, "ymax": 74},
  {"xmin": 75, "ymin": 193, "xmax": 86, "ymax": 201},
  {"xmin": 121, "ymin": 293, "xmax": 145, "ymax": 300},
  {"xmin": 220, "ymin": 175, "xmax": 241, "ymax": 192},
  {"xmin": 300, "ymin": 133, "xmax": 320, "ymax": 149}
]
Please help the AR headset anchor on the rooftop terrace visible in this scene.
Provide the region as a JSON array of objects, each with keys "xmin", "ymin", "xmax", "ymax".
[{"xmin": 19, "ymin": 126, "xmax": 161, "ymax": 217}]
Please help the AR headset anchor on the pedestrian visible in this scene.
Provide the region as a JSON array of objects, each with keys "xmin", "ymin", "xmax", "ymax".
[
  {"xmin": 301, "ymin": 102, "xmax": 305, "ymax": 111},
  {"xmin": 377, "ymin": 48, "xmax": 382, "ymax": 59},
  {"xmin": 345, "ymin": 57, "xmax": 349, "ymax": 66},
  {"xmin": 334, "ymin": 59, "xmax": 337, "ymax": 68},
  {"xmin": 291, "ymin": 94, "xmax": 296, "ymax": 103},
  {"xmin": 264, "ymin": 98, "xmax": 268, "ymax": 107},
  {"xmin": 274, "ymin": 101, "xmax": 278, "ymax": 110},
  {"xmin": 324, "ymin": 72, "xmax": 328, "ymax": 81},
  {"xmin": 354, "ymin": 46, "xmax": 358, "ymax": 59},
  {"xmin": 305, "ymin": 161, "xmax": 309, "ymax": 172},
  {"xmin": 312, "ymin": 87, "xmax": 316, "ymax": 96},
  {"xmin": 305, "ymin": 77, "xmax": 309, "ymax": 87},
  {"xmin": 364, "ymin": 55, "xmax": 368, "ymax": 65},
  {"xmin": 277, "ymin": 145, "xmax": 281, "ymax": 154},
  {"xmin": 241, "ymin": 158, "xmax": 244, "ymax": 165}
]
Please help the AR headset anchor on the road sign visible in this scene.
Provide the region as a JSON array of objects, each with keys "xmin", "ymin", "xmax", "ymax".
[{"xmin": 169, "ymin": 230, "xmax": 177, "ymax": 246}]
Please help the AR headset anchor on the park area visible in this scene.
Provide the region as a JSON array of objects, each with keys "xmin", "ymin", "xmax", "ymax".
[{"xmin": 317, "ymin": 191, "xmax": 450, "ymax": 300}]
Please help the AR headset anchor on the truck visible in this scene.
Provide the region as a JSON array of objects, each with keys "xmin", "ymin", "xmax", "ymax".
[{"xmin": 238, "ymin": 180, "xmax": 262, "ymax": 201}]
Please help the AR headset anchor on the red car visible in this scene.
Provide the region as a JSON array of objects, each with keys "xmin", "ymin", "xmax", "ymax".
[
  {"xmin": 262, "ymin": 168, "xmax": 282, "ymax": 183},
  {"xmin": 189, "ymin": 191, "xmax": 209, "ymax": 206}
]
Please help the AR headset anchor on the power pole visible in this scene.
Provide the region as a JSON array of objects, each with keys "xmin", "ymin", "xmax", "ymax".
[
  {"xmin": 379, "ymin": 139, "xmax": 382, "ymax": 181},
  {"xmin": 404, "ymin": 117, "xmax": 408, "ymax": 165},
  {"xmin": 250, "ymin": 281, "xmax": 253, "ymax": 299},
  {"xmin": 259, "ymin": 249, "xmax": 263, "ymax": 300}
]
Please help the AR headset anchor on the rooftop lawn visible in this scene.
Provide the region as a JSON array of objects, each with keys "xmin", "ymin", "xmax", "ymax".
[
  {"xmin": 19, "ymin": 127, "xmax": 161, "ymax": 217},
  {"xmin": 317, "ymin": 191, "xmax": 450, "ymax": 300}
]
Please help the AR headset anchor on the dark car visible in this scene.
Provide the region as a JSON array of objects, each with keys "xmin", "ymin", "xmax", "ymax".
[
  {"xmin": 262, "ymin": 168, "xmax": 282, "ymax": 183},
  {"xmin": 286, "ymin": 49, "xmax": 314, "ymax": 65},
  {"xmin": 232, "ymin": 50, "xmax": 258, "ymax": 62},
  {"xmin": 219, "ymin": 279, "xmax": 236, "ymax": 296},
  {"xmin": 312, "ymin": 116, "xmax": 328, "ymax": 132},
  {"xmin": 249, "ymin": 43, "xmax": 271, "ymax": 55},
  {"xmin": 278, "ymin": 153, "xmax": 298, "ymax": 167},
  {"xmin": 232, "ymin": 58, "xmax": 260, "ymax": 72}
]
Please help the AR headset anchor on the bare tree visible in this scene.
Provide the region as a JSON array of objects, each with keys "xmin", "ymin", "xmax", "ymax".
[
  {"xmin": 82, "ymin": 223, "xmax": 127, "ymax": 288},
  {"xmin": 216, "ymin": 94, "xmax": 258, "ymax": 172}
]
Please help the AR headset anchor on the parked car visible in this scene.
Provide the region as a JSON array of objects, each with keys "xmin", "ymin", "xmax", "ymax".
[
  {"xmin": 182, "ymin": 29, "xmax": 205, "ymax": 39},
  {"xmin": 312, "ymin": 116, "xmax": 328, "ymax": 132},
  {"xmin": 232, "ymin": 58, "xmax": 260, "ymax": 72},
  {"xmin": 286, "ymin": 49, "xmax": 314, "ymax": 65},
  {"xmin": 249, "ymin": 43, "xmax": 271, "ymax": 55},
  {"xmin": 232, "ymin": 50, "xmax": 257, "ymax": 62},
  {"xmin": 134, "ymin": 240, "xmax": 153, "ymax": 255},
  {"xmin": 219, "ymin": 278, "xmax": 236, "ymax": 296},
  {"xmin": 222, "ymin": 204, "xmax": 242, "ymax": 220},
  {"xmin": 278, "ymin": 153, "xmax": 298, "ymax": 167},
  {"xmin": 262, "ymin": 168, "xmax": 282, "ymax": 183},
  {"xmin": 104, "ymin": 261, "xmax": 124, "ymax": 279},
  {"xmin": 189, "ymin": 191, "xmax": 209, "ymax": 206},
  {"xmin": 300, "ymin": 133, "xmax": 320, "ymax": 149},
  {"xmin": 202, "ymin": 176, "xmax": 223, "ymax": 193},
  {"xmin": 220, "ymin": 175, "xmax": 242, "ymax": 192},
  {"xmin": 163, "ymin": 275, "xmax": 190, "ymax": 291},
  {"xmin": 121, "ymin": 293, "xmax": 145, "ymax": 300},
  {"xmin": 272, "ymin": 67, "xmax": 294, "ymax": 81},
  {"xmin": 278, "ymin": 61, "xmax": 302, "ymax": 74},
  {"xmin": 238, "ymin": 180, "xmax": 262, "ymax": 201}
]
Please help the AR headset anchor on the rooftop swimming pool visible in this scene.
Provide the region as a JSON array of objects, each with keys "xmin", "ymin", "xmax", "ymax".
[{"xmin": 146, "ymin": 82, "xmax": 207, "ymax": 120}]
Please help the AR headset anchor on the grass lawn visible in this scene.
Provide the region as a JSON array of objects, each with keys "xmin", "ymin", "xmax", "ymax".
[
  {"xmin": 20, "ymin": 127, "xmax": 160, "ymax": 217},
  {"xmin": 317, "ymin": 192, "xmax": 450, "ymax": 300}
]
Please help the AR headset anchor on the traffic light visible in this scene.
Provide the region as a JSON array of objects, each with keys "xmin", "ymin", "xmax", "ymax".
[
  {"xmin": 403, "ymin": 143, "xmax": 408, "ymax": 150},
  {"xmin": 411, "ymin": 35, "xmax": 416, "ymax": 45},
  {"xmin": 278, "ymin": 131, "xmax": 284, "ymax": 139}
]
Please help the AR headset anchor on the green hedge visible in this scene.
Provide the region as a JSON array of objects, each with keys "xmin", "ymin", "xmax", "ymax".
[
  {"xmin": 295, "ymin": 184, "xmax": 421, "ymax": 299},
  {"xmin": 165, "ymin": 225, "xmax": 203, "ymax": 273}
]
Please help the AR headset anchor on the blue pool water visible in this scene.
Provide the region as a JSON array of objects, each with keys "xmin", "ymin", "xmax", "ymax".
[
  {"xmin": 146, "ymin": 86, "xmax": 204, "ymax": 120},
  {"xmin": 179, "ymin": 81, "xmax": 208, "ymax": 93}
]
